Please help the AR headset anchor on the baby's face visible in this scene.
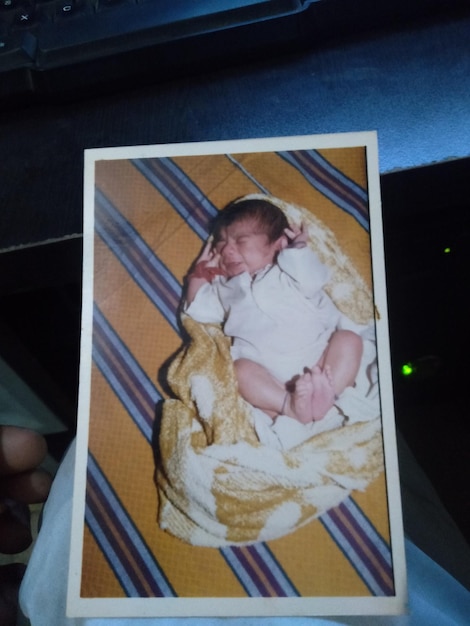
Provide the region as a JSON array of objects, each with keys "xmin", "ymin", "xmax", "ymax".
[{"xmin": 213, "ymin": 219, "xmax": 281, "ymax": 278}]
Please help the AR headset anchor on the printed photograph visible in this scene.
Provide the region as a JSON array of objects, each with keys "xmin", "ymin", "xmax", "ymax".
[{"xmin": 67, "ymin": 133, "xmax": 406, "ymax": 617}]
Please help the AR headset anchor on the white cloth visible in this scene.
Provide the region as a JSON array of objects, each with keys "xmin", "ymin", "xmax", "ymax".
[
  {"xmin": 19, "ymin": 441, "xmax": 470, "ymax": 625},
  {"xmin": 186, "ymin": 246, "xmax": 362, "ymax": 382}
]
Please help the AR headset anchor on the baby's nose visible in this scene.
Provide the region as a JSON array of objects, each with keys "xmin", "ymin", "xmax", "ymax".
[{"xmin": 221, "ymin": 242, "xmax": 236, "ymax": 256}]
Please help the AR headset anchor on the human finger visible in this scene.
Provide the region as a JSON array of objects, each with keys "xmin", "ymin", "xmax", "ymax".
[
  {"xmin": 293, "ymin": 222, "xmax": 309, "ymax": 240},
  {"xmin": 0, "ymin": 427, "xmax": 47, "ymax": 476},
  {"xmin": 194, "ymin": 241, "xmax": 211, "ymax": 264},
  {"xmin": 284, "ymin": 227, "xmax": 298, "ymax": 240},
  {"xmin": 0, "ymin": 469, "xmax": 52, "ymax": 504},
  {"xmin": 201, "ymin": 236, "xmax": 216, "ymax": 259},
  {"xmin": 297, "ymin": 222, "xmax": 309, "ymax": 238},
  {"xmin": 205, "ymin": 249, "xmax": 221, "ymax": 266},
  {"xmin": 293, "ymin": 221, "xmax": 307, "ymax": 235}
]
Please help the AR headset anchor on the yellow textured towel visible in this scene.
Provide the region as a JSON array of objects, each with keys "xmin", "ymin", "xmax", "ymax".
[{"xmin": 156, "ymin": 197, "xmax": 384, "ymax": 547}]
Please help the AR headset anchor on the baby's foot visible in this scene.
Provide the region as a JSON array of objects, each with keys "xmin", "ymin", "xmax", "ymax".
[
  {"xmin": 286, "ymin": 372, "xmax": 315, "ymax": 424},
  {"xmin": 310, "ymin": 365, "xmax": 335, "ymax": 421}
]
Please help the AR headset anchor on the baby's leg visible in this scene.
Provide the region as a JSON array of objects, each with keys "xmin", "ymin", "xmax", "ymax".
[
  {"xmin": 234, "ymin": 359, "xmax": 313, "ymax": 423},
  {"xmin": 234, "ymin": 358, "xmax": 286, "ymax": 420},
  {"xmin": 319, "ymin": 330, "xmax": 363, "ymax": 398},
  {"xmin": 309, "ymin": 365, "xmax": 336, "ymax": 421},
  {"xmin": 304, "ymin": 330, "xmax": 363, "ymax": 421},
  {"xmin": 286, "ymin": 372, "xmax": 316, "ymax": 424}
]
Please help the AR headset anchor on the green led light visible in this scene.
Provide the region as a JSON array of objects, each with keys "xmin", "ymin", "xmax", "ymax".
[
  {"xmin": 401, "ymin": 363, "xmax": 414, "ymax": 377},
  {"xmin": 444, "ymin": 247, "xmax": 451, "ymax": 254}
]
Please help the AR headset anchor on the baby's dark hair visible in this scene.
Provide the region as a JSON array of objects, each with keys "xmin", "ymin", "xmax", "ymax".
[{"xmin": 212, "ymin": 197, "xmax": 289, "ymax": 243}]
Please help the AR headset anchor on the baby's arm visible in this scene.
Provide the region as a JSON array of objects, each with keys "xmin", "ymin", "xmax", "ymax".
[
  {"xmin": 184, "ymin": 239, "xmax": 226, "ymax": 324},
  {"xmin": 279, "ymin": 222, "xmax": 330, "ymax": 295},
  {"xmin": 186, "ymin": 239, "xmax": 224, "ymax": 305}
]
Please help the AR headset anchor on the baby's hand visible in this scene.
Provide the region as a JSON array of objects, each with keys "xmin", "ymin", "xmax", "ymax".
[
  {"xmin": 284, "ymin": 222, "xmax": 309, "ymax": 248},
  {"xmin": 190, "ymin": 239, "xmax": 226, "ymax": 281},
  {"xmin": 199, "ymin": 238, "xmax": 224, "ymax": 270}
]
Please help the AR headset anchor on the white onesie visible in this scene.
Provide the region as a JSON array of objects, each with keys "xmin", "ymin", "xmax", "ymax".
[{"xmin": 185, "ymin": 246, "xmax": 348, "ymax": 382}]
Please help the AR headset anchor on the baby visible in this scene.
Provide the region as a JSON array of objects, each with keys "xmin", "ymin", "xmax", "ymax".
[{"xmin": 184, "ymin": 197, "xmax": 363, "ymax": 424}]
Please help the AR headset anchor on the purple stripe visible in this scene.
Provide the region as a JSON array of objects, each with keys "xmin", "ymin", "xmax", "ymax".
[
  {"xmin": 230, "ymin": 546, "xmax": 284, "ymax": 597},
  {"xmin": 297, "ymin": 150, "xmax": 368, "ymax": 211},
  {"xmin": 229, "ymin": 547, "xmax": 271, "ymax": 596},
  {"xmin": 144, "ymin": 158, "xmax": 217, "ymax": 235},
  {"xmin": 245, "ymin": 545, "xmax": 290, "ymax": 597},
  {"xmin": 93, "ymin": 316, "xmax": 156, "ymax": 427},
  {"xmin": 152, "ymin": 160, "xmax": 210, "ymax": 223},
  {"xmin": 328, "ymin": 503, "xmax": 394, "ymax": 594},
  {"xmin": 293, "ymin": 150, "xmax": 367, "ymax": 218},
  {"xmin": 86, "ymin": 467, "xmax": 171, "ymax": 596},
  {"xmin": 96, "ymin": 201, "xmax": 180, "ymax": 316},
  {"xmin": 332, "ymin": 502, "xmax": 392, "ymax": 575},
  {"xmin": 86, "ymin": 472, "xmax": 149, "ymax": 595},
  {"xmin": 92, "ymin": 336, "xmax": 154, "ymax": 433},
  {"xmin": 278, "ymin": 150, "xmax": 369, "ymax": 230},
  {"xmin": 344, "ymin": 497, "xmax": 391, "ymax": 565}
]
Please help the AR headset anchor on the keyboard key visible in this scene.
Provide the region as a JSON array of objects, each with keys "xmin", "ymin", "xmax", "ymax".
[
  {"xmin": 55, "ymin": 0, "xmax": 91, "ymax": 20},
  {"xmin": 0, "ymin": 27, "xmax": 35, "ymax": 70},
  {"xmin": 1, "ymin": 0, "xmax": 17, "ymax": 11},
  {"xmin": 11, "ymin": 4, "xmax": 37, "ymax": 28}
]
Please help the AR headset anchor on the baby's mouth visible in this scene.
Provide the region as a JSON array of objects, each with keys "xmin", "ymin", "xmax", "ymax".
[{"xmin": 224, "ymin": 260, "xmax": 246, "ymax": 275}]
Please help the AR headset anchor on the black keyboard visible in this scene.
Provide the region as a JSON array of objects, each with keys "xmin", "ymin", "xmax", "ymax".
[
  {"xmin": 1, "ymin": 0, "xmax": 300, "ymax": 71},
  {"xmin": 1, "ymin": 0, "xmax": 468, "ymax": 107},
  {"xmin": 1, "ymin": 0, "xmax": 311, "ymax": 103}
]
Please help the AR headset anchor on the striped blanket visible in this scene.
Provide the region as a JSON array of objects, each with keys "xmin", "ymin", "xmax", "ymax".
[{"xmin": 82, "ymin": 144, "xmax": 396, "ymax": 602}]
